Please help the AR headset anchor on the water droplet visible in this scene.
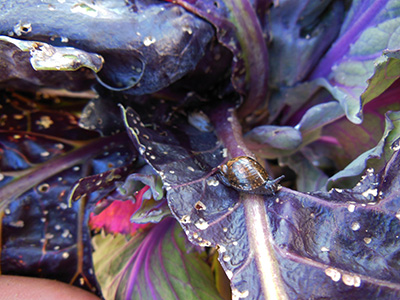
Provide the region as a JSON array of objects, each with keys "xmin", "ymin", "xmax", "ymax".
[
  {"xmin": 325, "ymin": 268, "xmax": 341, "ymax": 282},
  {"xmin": 143, "ymin": 36, "xmax": 156, "ymax": 46},
  {"xmin": 195, "ymin": 218, "xmax": 209, "ymax": 230},
  {"xmin": 351, "ymin": 222, "xmax": 360, "ymax": 231}
]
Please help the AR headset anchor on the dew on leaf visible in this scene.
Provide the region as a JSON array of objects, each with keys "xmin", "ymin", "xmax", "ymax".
[
  {"xmin": 363, "ymin": 237, "xmax": 372, "ymax": 244},
  {"xmin": 347, "ymin": 203, "xmax": 356, "ymax": 212},
  {"xmin": 232, "ymin": 288, "xmax": 249, "ymax": 299},
  {"xmin": 217, "ymin": 245, "xmax": 226, "ymax": 253},
  {"xmin": 180, "ymin": 215, "xmax": 191, "ymax": 224},
  {"xmin": 45, "ymin": 233, "xmax": 54, "ymax": 239},
  {"xmin": 325, "ymin": 268, "xmax": 341, "ymax": 282},
  {"xmin": 222, "ymin": 148, "xmax": 228, "ymax": 157},
  {"xmin": 62, "ymin": 229, "xmax": 71, "ymax": 238},
  {"xmin": 206, "ymin": 178, "xmax": 219, "ymax": 186},
  {"xmin": 143, "ymin": 36, "xmax": 156, "ymax": 46},
  {"xmin": 199, "ymin": 240, "xmax": 211, "ymax": 247},
  {"xmin": 40, "ymin": 151, "xmax": 50, "ymax": 157},
  {"xmin": 195, "ymin": 201, "xmax": 206, "ymax": 210},
  {"xmin": 195, "ymin": 218, "xmax": 209, "ymax": 230},
  {"xmin": 55, "ymin": 143, "xmax": 64, "ymax": 149},
  {"xmin": 351, "ymin": 222, "xmax": 361, "ymax": 231},
  {"xmin": 182, "ymin": 25, "xmax": 192, "ymax": 35},
  {"xmin": 36, "ymin": 115, "xmax": 54, "ymax": 128},
  {"xmin": 342, "ymin": 274, "xmax": 361, "ymax": 287},
  {"xmin": 226, "ymin": 270, "xmax": 233, "ymax": 279},
  {"xmin": 223, "ymin": 255, "xmax": 231, "ymax": 262},
  {"xmin": 362, "ymin": 188, "xmax": 378, "ymax": 198}
]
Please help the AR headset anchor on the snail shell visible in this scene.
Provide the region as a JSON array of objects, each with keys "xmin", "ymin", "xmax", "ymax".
[{"xmin": 217, "ymin": 156, "xmax": 284, "ymax": 195}]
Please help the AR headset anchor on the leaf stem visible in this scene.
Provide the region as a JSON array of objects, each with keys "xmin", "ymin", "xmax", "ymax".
[{"xmin": 210, "ymin": 102, "xmax": 287, "ymax": 300}]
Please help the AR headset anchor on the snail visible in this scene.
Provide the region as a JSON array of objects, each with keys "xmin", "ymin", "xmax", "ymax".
[{"xmin": 217, "ymin": 156, "xmax": 284, "ymax": 195}]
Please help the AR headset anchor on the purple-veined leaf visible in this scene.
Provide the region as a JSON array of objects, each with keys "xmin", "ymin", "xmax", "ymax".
[
  {"xmin": 279, "ymin": 151, "xmax": 329, "ymax": 192},
  {"xmin": 309, "ymin": 0, "xmax": 400, "ymax": 124},
  {"xmin": 362, "ymin": 50, "xmax": 400, "ymax": 104},
  {"xmin": 266, "ymin": 148, "xmax": 400, "ymax": 299},
  {"xmin": 0, "ymin": 0, "xmax": 214, "ymax": 94},
  {"xmin": 0, "ymin": 92, "xmax": 136, "ymax": 296},
  {"xmin": 79, "ymin": 95, "xmax": 130, "ymax": 136},
  {"xmin": 248, "ymin": 76, "xmax": 400, "ymax": 191},
  {"xmin": 244, "ymin": 125, "xmax": 302, "ymax": 151},
  {"xmin": 268, "ymin": 0, "xmax": 344, "ymax": 87},
  {"xmin": 92, "ymin": 217, "xmax": 223, "ymax": 300},
  {"xmin": 327, "ymin": 110, "xmax": 400, "ymax": 188},
  {"xmin": 122, "ymin": 103, "xmax": 287, "ymax": 299},
  {"xmin": 167, "ymin": 0, "xmax": 269, "ymax": 118},
  {"xmin": 123, "ymin": 99, "xmax": 400, "ymax": 298}
]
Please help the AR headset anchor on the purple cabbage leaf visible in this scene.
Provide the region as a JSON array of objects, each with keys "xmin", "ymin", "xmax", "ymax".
[
  {"xmin": 309, "ymin": 0, "xmax": 400, "ymax": 124},
  {"xmin": 0, "ymin": 93, "xmax": 137, "ymax": 296},
  {"xmin": 92, "ymin": 217, "xmax": 223, "ymax": 300},
  {"xmin": 2, "ymin": 0, "xmax": 400, "ymax": 299},
  {"xmin": 165, "ymin": 0, "xmax": 270, "ymax": 118},
  {"xmin": 0, "ymin": 0, "xmax": 214, "ymax": 94},
  {"xmin": 121, "ymin": 99, "xmax": 400, "ymax": 298}
]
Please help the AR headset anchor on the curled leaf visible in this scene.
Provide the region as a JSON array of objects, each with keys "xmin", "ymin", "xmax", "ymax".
[{"xmin": 0, "ymin": 35, "xmax": 103, "ymax": 72}]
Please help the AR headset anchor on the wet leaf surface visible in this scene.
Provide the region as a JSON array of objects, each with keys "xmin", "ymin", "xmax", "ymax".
[
  {"xmin": 0, "ymin": 93, "xmax": 136, "ymax": 296},
  {"xmin": 0, "ymin": 0, "xmax": 214, "ymax": 94},
  {"xmin": 123, "ymin": 101, "xmax": 400, "ymax": 299},
  {"xmin": 2, "ymin": 1, "xmax": 400, "ymax": 299}
]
